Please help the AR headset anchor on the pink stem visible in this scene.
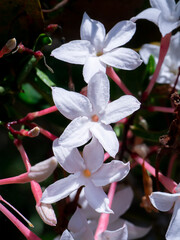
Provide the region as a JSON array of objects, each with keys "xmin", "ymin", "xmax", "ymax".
[
  {"xmin": 147, "ymin": 106, "xmax": 174, "ymax": 113},
  {"xmin": 104, "ymin": 152, "xmax": 110, "ymax": 162},
  {"xmin": 106, "ymin": 67, "xmax": 132, "ymax": 95},
  {"xmin": 94, "ymin": 182, "xmax": 117, "ymax": 239},
  {"xmin": 30, "ymin": 181, "xmax": 43, "ymax": 204},
  {"xmin": 167, "ymin": 154, "xmax": 177, "ymax": 178},
  {"xmin": 0, "ymin": 203, "xmax": 41, "ymax": 240},
  {"xmin": 0, "ymin": 173, "xmax": 31, "ymax": 185},
  {"xmin": 39, "ymin": 127, "xmax": 57, "ymax": 141},
  {"xmin": 142, "ymin": 33, "xmax": 172, "ymax": 101},
  {"xmin": 133, "ymin": 154, "xmax": 177, "ymax": 193}
]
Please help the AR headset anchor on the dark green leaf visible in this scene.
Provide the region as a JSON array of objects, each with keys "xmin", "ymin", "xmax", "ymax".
[{"xmin": 36, "ymin": 68, "xmax": 55, "ymax": 88}]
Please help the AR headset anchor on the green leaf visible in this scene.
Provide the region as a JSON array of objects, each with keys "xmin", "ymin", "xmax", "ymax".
[
  {"xmin": 33, "ymin": 33, "xmax": 52, "ymax": 51},
  {"xmin": 18, "ymin": 83, "xmax": 42, "ymax": 104},
  {"xmin": 146, "ymin": 55, "xmax": 156, "ymax": 76},
  {"xmin": 36, "ymin": 68, "xmax": 56, "ymax": 88}
]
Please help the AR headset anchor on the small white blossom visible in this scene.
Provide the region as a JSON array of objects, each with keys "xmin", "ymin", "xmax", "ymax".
[
  {"xmin": 139, "ymin": 32, "xmax": 180, "ymax": 89},
  {"xmin": 51, "ymin": 12, "xmax": 142, "ymax": 82},
  {"xmin": 131, "ymin": 0, "xmax": 180, "ymax": 37},
  {"xmin": 150, "ymin": 183, "xmax": 180, "ymax": 240},
  {"xmin": 52, "ymin": 72, "xmax": 140, "ymax": 157},
  {"xmin": 41, "ymin": 138, "xmax": 130, "ymax": 213}
]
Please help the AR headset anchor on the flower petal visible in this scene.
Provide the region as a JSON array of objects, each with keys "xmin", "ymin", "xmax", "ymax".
[
  {"xmin": 90, "ymin": 123, "xmax": 119, "ymax": 158},
  {"xmin": 100, "ymin": 48, "xmax": 142, "ymax": 70},
  {"xmin": 109, "ymin": 187, "xmax": 134, "ymax": 224},
  {"xmin": 87, "ymin": 72, "xmax": 109, "ymax": 114},
  {"xmin": 80, "ymin": 12, "xmax": 106, "ymax": 52},
  {"xmin": 83, "ymin": 56, "xmax": 106, "ymax": 83},
  {"xmin": 139, "ymin": 44, "xmax": 159, "ymax": 64},
  {"xmin": 41, "ymin": 172, "xmax": 82, "ymax": 204},
  {"xmin": 59, "ymin": 117, "xmax": 92, "ymax": 148},
  {"xmin": 125, "ymin": 220, "xmax": 151, "ymax": 240},
  {"xmin": 131, "ymin": 8, "xmax": 160, "ymax": 26},
  {"xmin": 92, "ymin": 160, "xmax": 130, "ymax": 186},
  {"xmin": 53, "ymin": 139, "xmax": 85, "ymax": 173},
  {"xmin": 52, "ymin": 87, "xmax": 92, "ymax": 120},
  {"xmin": 83, "ymin": 137, "xmax": 104, "ymax": 173},
  {"xmin": 51, "ymin": 40, "xmax": 92, "ymax": 64},
  {"xmin": 60, "ymin": 230, "xmax": 74, "ymax": 240},
  {"xmin": 149, "ymin": 192, "xmax": 180, "ymax": 212},
  {"xmin": 166, "ymin": 198, "xmax": 180, "ymax": 240},
  {"xmin": 101, "ymin": 95, "xmax": 141, "ymax": 125},
  {"xmin": 104, "ymin": 21, "xmax": 136, "ymax": 51},
  {"xmin": 150, "ymin": 0, "xmax": 175, "ymax": 14},
  {"xmin": 84, "ymin": 181, "xmax": 113, "ymax": 213},
  {"xmin": 158, "ymin": 15, "xmax": 180, "ymax": 37},
  {"xmin": 98, "ymin": 225, "xmax": 128, "ymax": 240}
]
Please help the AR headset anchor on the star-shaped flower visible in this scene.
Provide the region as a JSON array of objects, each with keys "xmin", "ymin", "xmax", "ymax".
[
  {"xmin": 41, "ymin": 137, "xmax": 130, "ymax": 213},
  {"xmin": 131, "ymin": 0, "xmax": 180, "ymax": 37},
  {"xmin": 52, "ymin": 72, "xmax": 140, "ymax": 157},
  {"xmin": 150, "ymin": 183, "xmax": 180, "ymax": 240},
  {"xmin": 51, "ymin": 12, "xmax": 142, "ymax": 82},
  {"xmin": 139, "ymin": 31, "xmax": 180, "ymax": 89}
]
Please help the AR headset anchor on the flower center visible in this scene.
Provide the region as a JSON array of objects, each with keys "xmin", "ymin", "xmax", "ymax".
[
  {"xmin": 83, "ymin": 169, "xmax": 91, "ymax": 178},
  {"xmin": 96, "ymin": 51, "xmax": 103, "ymax": 56},
  {"xmin": 91, "ymin": 114, "xmax": 99, "ymax": 122}
]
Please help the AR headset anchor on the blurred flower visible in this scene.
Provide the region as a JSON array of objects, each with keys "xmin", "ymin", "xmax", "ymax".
[
  {"xmin": 52, "ymin": 72, "xmax": 140, "ymax": 157},
  {"xmin": 41, "ymin": 138, "xmax": 130, "ymax": 213},
  {"xmin": 131, "ymin": 0, "xmax": 180, "ymax": 37},
  {"xmin": 139, "ymin": 32, "xmax": 180, "ymax": 89},
  {"xmin": 51, "ymin": 12, "xmax": 142, "ymax": 83}
]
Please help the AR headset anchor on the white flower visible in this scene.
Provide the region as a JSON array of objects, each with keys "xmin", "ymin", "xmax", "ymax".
[
  {"xmin": 51, "ymin": 12, "xmax": 142, "ymax": 83},
  {"xmin": 41, "ymin": 137, "xmax": 130, "ymax": 213},
  {"xmin": 131, "ymin": 0, "xmax": 180, "ymax": 37},
  {"xmin": 52, "ymin": 72, "xmax": 140, "ymax": 157},
  {"xmin": 59, "ymin": 230, "xmax": 74, "ymax": 240},
  {"xmin": 70, "ymin": 186, "xmax": 151, "ymax": 239},
  {"xmin": 150, "ymin": 183, "xmax": 180, "ymax": 240},
  {"xmin": 139, "ymin": 32, "xmax": 180, "ymax": 89}
]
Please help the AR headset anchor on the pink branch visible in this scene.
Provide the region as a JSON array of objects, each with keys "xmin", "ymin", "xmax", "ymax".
[
  {"xmin": 142, "ymin": 33, "xmax": 171, "ymax": 101},
  {"xmin": 147, "ymin": 106, "xmax": 174, "ymax": 113},
  {"xmin": 106, "ymin": 67, "xmax": 132, "ymax": 95},
  {"xmin": 0, "ymin": 173, "xmax": 31, "ymax": 185},
  {"xmin": 133, "ymin": 154, "xmax": 177, "ymax": 193},
  {"xmin": 94, "ymin": 182, "xmax": 117, "ymax": 239}
]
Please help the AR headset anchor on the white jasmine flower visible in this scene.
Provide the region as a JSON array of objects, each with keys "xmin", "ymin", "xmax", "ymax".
[
  {"xmin": 51, "ymin": 12, "xmax": 142, "ymax": 82},
  {"xmin": 71, "ymin": 186, "xmax": 151, "ymax": 239},
  {"xmin": 131, "ymin": 0, "xmax": 180, "ymax": 37},
  {"xmin": 59, "ymin": 230, "xmax": 74, "ymax": 240},
  {"xmin": 150, "ymin": 183, "xmax": 180, "ymax": 240},
  {"xmin": 41, "ymin": 138, "xmax": 130, "ymax": 213},
  {"xmin": 52, "ymin": 72, "xmax": 140, "ymax": 157},
  {"xmin": 139, "ymin": 32, "xmax": 180, "ymax": 89}
]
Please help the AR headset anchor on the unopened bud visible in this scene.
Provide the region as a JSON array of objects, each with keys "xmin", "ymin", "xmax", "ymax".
[
  {"xmin": 133, "ymin": 144, "xmax": 149, "ymax": 159},
  {"xmin": 28, "ymin": 156, "xmax": 58, "ymax": 182},
  {"xmin": 6, "ymin": 38, "xmax": 17, "ymax": 51},
  {"xmin": 28, "ymin": 127, "xmax": 40, "ymax": 137},
  {"xmin": 36, "ymin": 203, "xmax": 57, "ymax": 226}
]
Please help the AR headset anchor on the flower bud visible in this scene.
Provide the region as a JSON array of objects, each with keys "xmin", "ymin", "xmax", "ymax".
[
  {"xmin": 133, "ymin": 144, "xmax": 149, "ymax": 159},
  {"xmin": 6, "ymin": 38, "xmax": 17, "ymax": 51},
  {"xmin": 36, "ymin": 203, "xmax": 57, "ymax": 226},
  {"xmin": 28, "ymin": 126, "xmax": 40, "ymax": 137},
  {"xmin": 28, "ymin": 156, "xmax": 58, "ymax": 182}
]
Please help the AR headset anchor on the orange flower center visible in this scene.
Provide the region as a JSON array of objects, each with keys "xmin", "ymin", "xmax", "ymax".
[
  {"xmin": 91, "ymin": 114, "xmax": 99, "ymax": 122},
  {"xmin": 83, "ymin": 169, "xmax": 91, "ymax": 178}
]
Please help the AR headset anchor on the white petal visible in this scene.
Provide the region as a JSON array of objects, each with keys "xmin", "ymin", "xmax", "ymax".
[
  {"xmin": 52, "ymin": 87, "xmax": 92, "ymax": 120},
  {"xmin": 87, "ymin": 72, "xmax": 109, "ymax": 114},
  {"xmin": 101, "ymin": 95, "xmax": 141, "ymax": 125},
  {"xmin": 90, "ymin": 123, "xmax": 119, "ymax": 158},
  {"xmin": 92, "ymin": 160, "xmax": 130, "ymax": 186},
  {"xmin": 139, "ymin": 44, "xmax": 159, "ymax": 64},
  {"xmin": 41, "ymin": 173, "xmax": 82, "ymax": 204},
  {"xmin": 125, "ymin": 220, "xmax": 151, "ymax": 240},
  {"xmin": 100, "ymin": 48, "xmax": 142, "ymax": 70},
  {"xmin": 60, "ymin": 230, "xmax": 74, "ymax": 240},
  {"xmin": 104, "ymin": 21, "xmax": 136, "ymax": 52},
  {"xmin": 84, "ymin": 181, "xmax": 113, "ymax": 213},
  {"xmin": 83, "ymin": 137, "xmax": 104, "ymax": 173},
  {"xmin": 59, "ymin": 117, "xmax": 92, "ymax": 148},
  {"xmin": 80, "ymin": 12, "xmax": 106, "ymax": 52},
  {"xmin": 53, "ymin": 139, "xmax": 84, "ymax": 173},
  {"xmin": 158, "ymin": 15, "xmax": 180, "ymax": 37},
  {"xmin": 166, "ymin": 198, "xmax": 180, "ymax": 240},
  {"xmin": 51, "ymin": 40, "xmax": 92, "ymax": 64},
  {"xmin": 109, "ymin": 187, "xmax": 134, "ymax": 224},
  {"xmin": 149, "ymin": 192, "xmax": 180, "ymax": 212},
  {"xmin": 98, "ymin": 225, "xmax": 128, "ymax": 240},
  {"xmin": 131, "ymin": 8, "xmax": 160, "ymax": 26},
  {"xmin": 150, "ymin": 0, "xmax": 175, "ymax": 14},
  {"xmin": 83, "ymin": 56, "xmax": 106, "ymax": 83}
]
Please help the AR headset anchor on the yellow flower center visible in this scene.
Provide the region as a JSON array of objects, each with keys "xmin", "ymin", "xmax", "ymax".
[
  {"xmin": 91, "ymin": 114, "xmax": 99, "ymax": 122},
  {"xmin": 96, "ymin": 51, "xmax": 103, "ymax": 56},
  {"xmin": 83, "ymin": 169, "xmax": 91, "ymax": 178}
]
